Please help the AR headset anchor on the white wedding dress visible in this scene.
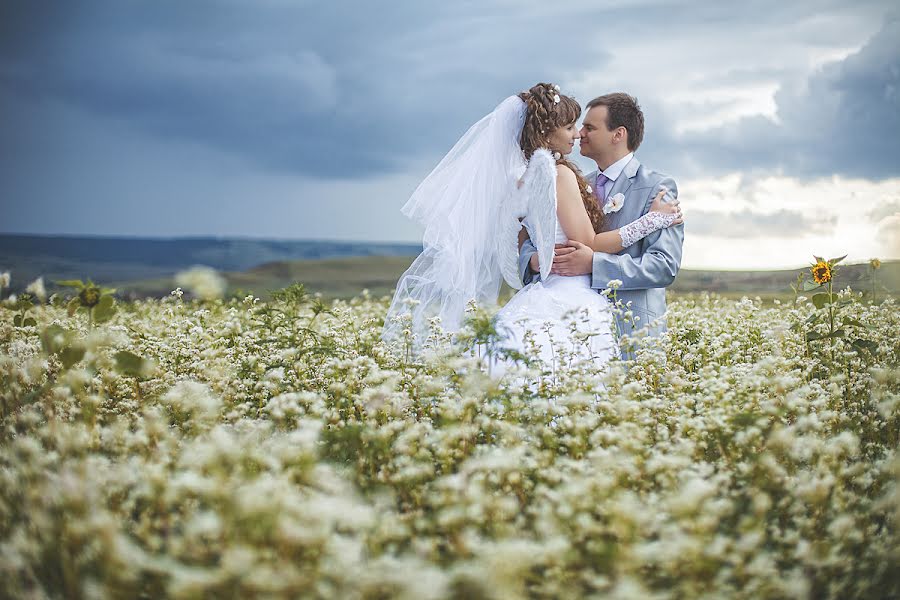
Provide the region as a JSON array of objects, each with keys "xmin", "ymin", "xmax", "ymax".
[{"xmin": 490, "ymin": 206, "xmax": 617, "ymax": 378}]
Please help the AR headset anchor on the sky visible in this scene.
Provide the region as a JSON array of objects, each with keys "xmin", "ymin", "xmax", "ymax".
[{"xmin": 1, "ymin": 0, "xmax": 898, "ymax": 269}]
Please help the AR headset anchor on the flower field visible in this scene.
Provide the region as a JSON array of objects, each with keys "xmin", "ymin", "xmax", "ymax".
[{"xmin": 1, "ymin": 283, "xmax": 898, "ymax": 599}]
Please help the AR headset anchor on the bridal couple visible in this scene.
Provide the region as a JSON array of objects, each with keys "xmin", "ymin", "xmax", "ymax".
[{"xmin": 383, "ymin": 83, "xmax": 685, "ymax": 373}]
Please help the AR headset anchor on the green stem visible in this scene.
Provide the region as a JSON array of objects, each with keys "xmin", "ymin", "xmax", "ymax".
[
  {"xmin": 872, "ymin": 272, "xmax": 877, "ymax": 304},
  {"xmin": 827, "ymin": 279, "xmax": 835, "ymax": 365}
]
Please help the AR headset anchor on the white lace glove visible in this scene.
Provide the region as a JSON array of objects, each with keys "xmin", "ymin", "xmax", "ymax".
[{"xmin": 618, "ymin": 211, "xmax": 680, "ymax": 249}]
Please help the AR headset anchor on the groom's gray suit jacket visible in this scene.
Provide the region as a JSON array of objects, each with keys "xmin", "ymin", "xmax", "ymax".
[{"xmin": 519, "ymin": 155, "xmax": 684, "ymax": 339}]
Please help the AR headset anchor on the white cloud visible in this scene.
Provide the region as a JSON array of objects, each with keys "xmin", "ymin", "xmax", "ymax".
[{"xmin": 679, "ymin": 174, "xmax": 900, "ymax": 268}]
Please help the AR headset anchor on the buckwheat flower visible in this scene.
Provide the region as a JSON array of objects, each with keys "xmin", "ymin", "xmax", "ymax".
[
  {"xmin": 161, "ymin": 380, "xmax": 222, "ymax": 423},
  {"xmin": 607, "ymin": 279, "xmax": 623, "ymax": 290},
  {"xmin": 669, "ymin": 476, "xmax": 716, "ymax": 516},
  {"xmin": 25, "ymin": 277, "xmax": 46, "ymax": 302},
  {"xmin": 175, "ymin": 266, "xmax": 226, "ymax": 300},
  {"xmin": 0, "ymin": 271, "xmax": 9, "ymax": 288}
]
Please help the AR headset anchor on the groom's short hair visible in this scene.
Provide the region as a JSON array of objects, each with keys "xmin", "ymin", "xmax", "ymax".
[{"xmin": 586, "ymin": 93, "xmax": 645, "ymax": 152}]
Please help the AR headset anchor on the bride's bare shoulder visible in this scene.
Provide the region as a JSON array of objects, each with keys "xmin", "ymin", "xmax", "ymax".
[{"xmin": 555, "ymin": 163, "xmax": 577, "ymax": 180}]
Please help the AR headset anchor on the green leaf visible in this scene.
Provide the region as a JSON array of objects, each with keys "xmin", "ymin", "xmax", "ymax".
[
  {"xmin": 842, "ymin": 317, "xmax": 867, "ymax": 329},
  {"xmin": 851, "ymin": 339, "xmax": 878, "ymax": 354},
  {"xmin": 822, "ymin": 329, "xmax": 846, "ymax": 339},
  {"xmin": 802, "ymin": 280, "xmax": 822, "ymax": 292},
  {"xmin": 100, "ymin": 287, "xmax": 117, "ymax": 295},
  {"xmin": 731, "ymin": 411, "xmax": 762, "ymax": 428},
  {"xmin": 67, "ymin": 297, "xmax": 81, "ymax": 317},
  {"xmin": 92, "ymin": 295, "xmax": 116, "ymax": 323},
  {"xmin": 11, "ymin": 295, "xmax": 34, "ymax": 312},
  {"xmin": 13, "ymin": 314, "xmax": 22, "ymax": 327},
  {"xmin": 114, "ymin": 350, "xmax": 152, "ymax": 377},
  {"xmin": 812, "ymin": 293, "xmax": 831, "ymax": 309},
  {"xmin": 41, "ymin": 324, "xmax": 68, "ymax": 355},
  {"xmin": 813, "ymin": 255, "xmax": 824, "ymax": 263},
  {"xmin": 829, "ymin": 254, "xmax": 847, "ymax": 266},
  {"xmin": 55, "ymin": 279, "xmax": 85, "ymax": 289},
  {"xmin": 806, "ymin": 331, "xmax": 823, "ymax": 341},
  {"xmin": 23, "ymin": 317, "xmax": 37, "ymax": 328},
  {"xmin": 60, "ymin": 345, "xmax": 86, "ymax": 369}
]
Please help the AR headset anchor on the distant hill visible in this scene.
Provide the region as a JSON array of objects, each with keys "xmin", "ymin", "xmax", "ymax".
[
  {"xmin": 121, "ymin": 256, "xmax": 900, "ymax": 301},
  {"xmin": 2, "ymin": 234, "xmax": 896, "ymax": 301},
  {"xmin": 0, "ymin": 234, "xmax": 421, "ymax": 291}
]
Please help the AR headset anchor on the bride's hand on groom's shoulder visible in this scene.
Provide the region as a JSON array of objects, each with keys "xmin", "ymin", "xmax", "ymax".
[{"xmin": 551, "ymin": 241, "xmax": 593, "ymax": 276}]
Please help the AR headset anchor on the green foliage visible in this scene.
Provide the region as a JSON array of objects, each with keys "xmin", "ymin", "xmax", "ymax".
[
  {"xmin": 2, "ymin": 292, "xmax": 37, "ymax": 328},
  {"xmin": 114, "ymin": 350, "xmax": 154, "ymax": 377},
  {"xmin": 57, "ymin": 278, "xmax": 117, "ymax": 326},
  {"xmin": 39, "ymin": 324, "xmax": 86, "ymax": 369},
  {"xmin": 791, "ymin": 255, "xmax": 877, "ymax": 370}
]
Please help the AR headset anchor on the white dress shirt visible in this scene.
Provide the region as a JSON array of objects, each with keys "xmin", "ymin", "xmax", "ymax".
[{"xmin": 597, "ymin": 152, "xmax": 634, "ymax": 200}]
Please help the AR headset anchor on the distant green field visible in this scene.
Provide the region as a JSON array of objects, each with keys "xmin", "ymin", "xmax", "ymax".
[{"xmin": 114, "ymin": 256, "xmax": 900, "ymax": 302}]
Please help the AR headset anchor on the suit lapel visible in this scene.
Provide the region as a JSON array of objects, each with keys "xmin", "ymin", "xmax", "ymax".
[{"xmin": 603, "ymin": 156, "xmax": 640, "ymax": 230}]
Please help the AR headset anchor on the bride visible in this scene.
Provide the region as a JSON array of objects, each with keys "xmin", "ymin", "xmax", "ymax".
[{"xmin": 382, "ymin": 83, "xmax": 682, "ymax": 374}]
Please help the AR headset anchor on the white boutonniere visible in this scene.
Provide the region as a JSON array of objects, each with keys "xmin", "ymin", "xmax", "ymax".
[{"xmin": 603, "ymin": 192, "xmax": 625, "ymax": 214}]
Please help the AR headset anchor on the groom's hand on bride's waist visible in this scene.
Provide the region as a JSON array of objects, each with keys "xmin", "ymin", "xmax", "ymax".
[
  {"xmin": 550, "ymin": 241, "xmax": 593, "ymax": 276},
  {"xmin": 529, "ymin": 243, "xmax": 571, "ymax": 273}
]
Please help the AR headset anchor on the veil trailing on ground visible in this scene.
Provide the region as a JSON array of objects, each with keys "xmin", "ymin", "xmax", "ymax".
[{"xmin": 382, "ymin": 95, "xmax": 530, "ymax": 349}]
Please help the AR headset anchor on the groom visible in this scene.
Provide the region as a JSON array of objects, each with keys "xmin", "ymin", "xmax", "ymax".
[{"xmin": 519, "ymin": 92, "xmax": 684, "ymax": 345}]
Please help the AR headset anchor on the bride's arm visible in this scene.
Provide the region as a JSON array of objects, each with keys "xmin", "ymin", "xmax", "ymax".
[
  {"xmin": 589, "ymin": 188, "xmax": 682, "ymax": 252},
  {"xmin": 557, "ymin": 167, "xmax": 682, "ymax": 253}
]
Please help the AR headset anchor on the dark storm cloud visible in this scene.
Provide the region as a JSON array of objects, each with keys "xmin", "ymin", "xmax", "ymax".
[
  {"xmin": 2, "ymin": 1, "xmax": 897, "ymax": 181},
  {"xmin": 0, "ymin": 1, "xmax": 589, "ymax": 178},
  {"xmin": 648, "ymin": 16, "xmax": 900, "ymax": 180}
]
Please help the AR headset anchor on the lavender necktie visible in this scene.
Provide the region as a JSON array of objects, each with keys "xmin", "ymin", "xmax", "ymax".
[{"xmin": 594, "ymin": 173, "xmax": 610, "ymax": 207}]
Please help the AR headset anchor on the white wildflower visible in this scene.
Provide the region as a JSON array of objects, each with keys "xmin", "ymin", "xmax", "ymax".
[
  {"xmin": 174, "ymin": 266, "xmax": 226, "ymax": 300},
  {"xmin": 161, "ymin": 380, "xmax": 222, "ymax": 422},
  {"xmin": 25, "ymin": 277, "xmax": 46, "ymax": 301}
]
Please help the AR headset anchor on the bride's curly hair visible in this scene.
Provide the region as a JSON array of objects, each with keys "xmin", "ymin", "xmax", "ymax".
[{"xmin": 518, "ymin": 83, "xmax": 605, "ymax": 233}]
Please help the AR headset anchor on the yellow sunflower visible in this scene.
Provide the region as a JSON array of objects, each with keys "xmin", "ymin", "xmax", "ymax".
[
  {"xmin": 870, "ymin": 258, "xmax": 882, "ymax": 270},
  {"xmin": 811, "ymin": 260, "xmax": 832, "ymax": 285}
]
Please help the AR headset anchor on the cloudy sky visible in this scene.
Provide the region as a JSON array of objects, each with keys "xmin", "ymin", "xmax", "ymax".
[{"xmin": 1, "ymin": 0, "xmax": 898, "ymax": 268}]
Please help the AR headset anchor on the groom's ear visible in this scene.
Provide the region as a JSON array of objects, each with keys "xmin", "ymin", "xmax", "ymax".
[{"xmin": 613, "ymin": 126, "xmax": 628, "ymax": 146}]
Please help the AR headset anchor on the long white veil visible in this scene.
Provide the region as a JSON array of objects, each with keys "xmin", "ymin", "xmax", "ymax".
[{"xmin": 382, "ymin": 95, "xmax": 528, "ymax": 349}]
